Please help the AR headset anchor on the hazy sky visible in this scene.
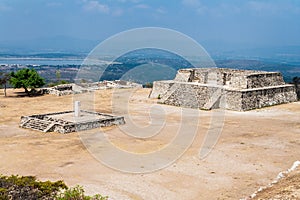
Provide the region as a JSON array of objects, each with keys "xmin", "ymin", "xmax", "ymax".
[{"xmin": 0, "ymin": 0, "xmax": 299, "ymax": 48}]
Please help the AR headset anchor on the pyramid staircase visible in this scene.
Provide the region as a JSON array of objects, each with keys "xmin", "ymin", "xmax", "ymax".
[
  {"xmin": 202, "ymin": 88, "xmax": 223, "ymax": 110},
  {"xmin": 20, "ymin": 118, "xmax": 55, "ymax": 132},
  {"xmin": 159, "ymin": 83, "xmax": 177, "ymax": 103}
]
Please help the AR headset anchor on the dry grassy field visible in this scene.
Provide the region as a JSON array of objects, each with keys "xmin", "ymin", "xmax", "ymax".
[{"xmin": 0, "ymin": 88, "xmax": 299, "ymax": 199}]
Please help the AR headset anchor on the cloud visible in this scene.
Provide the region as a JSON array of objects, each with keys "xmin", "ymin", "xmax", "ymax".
[
  {"xmin": 245, "ymin": 1, "xmax": 300, "ymax": 16},
  {"xmin": 46, "ymin": 2, "xmax": 63, "ymax": 7},
  {"xmin": 181, "ymin": 0, "xmax": 300, "ymax": 17},
  {"xmin": 247, "ymin": 1, "xmax": 279, "ymax": 13},
  {"xmin": 112, "ymin": 8, "xmax": 124, "ymax": 16},
  {"xmin": 134, "ymin": 4, "xmax": 150, "ymax": 9},
  {"xmin": 156, "ymin": 7, "xmax": 166, "ymax": 14},
  {"xmin": 83, "ymin": 0, "xmax": 110, "ymax": 14},
  {"xmin": 182, "ymin": 0, "xmax": 208, "ymax": 15},
  {"xmin": 117, "ymin": 0, "xmax": 141, "ymax": 3},
  {"xmin": 182, "ymin": 0, "xmax": 201, "ymax": 7}
]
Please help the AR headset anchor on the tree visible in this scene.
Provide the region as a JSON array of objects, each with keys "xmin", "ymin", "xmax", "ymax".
[
  {"xmin": 55, "ymin": 70, "xmax": 61, "ymax": 82},
  {"xmin": 292, "ymin": 76, "xmax": 300, "ymax": 100},
  {"xmin": 9, "ymin": 68, "xmax": 45, "ymax": 96},
  {"xmin": 0, "ymin": 72, "xmax": 10, "ymax": 97},
  {"xmin": 144, "ymin": 82, "xmax": 153, "ymax": 88}
]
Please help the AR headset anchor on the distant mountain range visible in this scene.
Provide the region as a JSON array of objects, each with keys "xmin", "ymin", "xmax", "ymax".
[
  {"xmin": 0, "ymin": 36, "xmax": 98, "ymax": 54},
  {"xmin": 0, "ymin": 36, "xmax": 299, "ymax": 83},
  {"xmin": 1, "ymin": 35, "xmax": 300, "ymax": 64}
]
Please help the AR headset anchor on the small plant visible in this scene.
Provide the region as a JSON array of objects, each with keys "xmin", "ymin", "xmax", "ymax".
[
  {"xmin": 158, "ymin": 94, "xmax": 161, "ymax": 99},
  {"xmin": 56, "ymin": 70, "xmax": 61, "ymax": 82},
  {"xmin": 56, "ymin": 185, "xmax": 108, "ymax": 200},
  {"xmin": 80, "ymin": 79, "xmax": 87, "ymax": 84}
]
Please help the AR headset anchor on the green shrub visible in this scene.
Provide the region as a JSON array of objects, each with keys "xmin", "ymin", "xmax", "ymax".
[
  {"xmin": 56, "ymin": 185, "xmax": 108, "ymax": 200},
  {"xmin": 0, "ymin": 174, "xmax": 67, "ymax": 199},
  {"xmin": 0, "ymin": 187, "xmax": 8, "ymax": 200},
  {"xmin": 0, "ymin": 174, "xmax": 107, "ymax": 200},
  {"xmin": 47, "ymin": 80, "xmax": 70, "ymax": 87}
]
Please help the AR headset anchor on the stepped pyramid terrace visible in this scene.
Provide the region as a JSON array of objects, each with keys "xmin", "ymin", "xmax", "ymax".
[
  {"xmin": 150, "ymin": 68, "xmax": 297, "ymax": 111},
  {"xmin": 20, "ymin": 101, "xmax": 125, "ymax": 133}
]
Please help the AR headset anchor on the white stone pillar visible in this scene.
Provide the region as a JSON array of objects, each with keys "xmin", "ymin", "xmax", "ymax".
[{"xmin": 74, "ymin": 101, "xmax": 81, "ymax": 117}]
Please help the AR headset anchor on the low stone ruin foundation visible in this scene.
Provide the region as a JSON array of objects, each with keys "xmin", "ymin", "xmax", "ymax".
[
  {"xmin": 20, "ymin": 110, "xmax": 125, "ymax": 133},
  {"xmin": 42, "ymin": 81, "xmax": 143, "ymax": 96},
  {"xmin": 150, "ymin": 68, "xmax": 297, "ymax": 111}
]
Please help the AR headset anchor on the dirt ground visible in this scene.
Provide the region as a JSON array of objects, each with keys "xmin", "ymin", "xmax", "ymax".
[{"xmin": 0, "ymin": 88, "xmax": 299, "ymax": 200}]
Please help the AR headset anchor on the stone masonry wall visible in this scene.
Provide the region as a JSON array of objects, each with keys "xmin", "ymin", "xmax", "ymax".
[
  {"xmin": 240, "ymin": 85, "xmax": 297, "ymax": 111},
  {"xmin": 150, "ymin": 81, "xmax": 174, "ymax": 99},
  {"xmin": 161, "ymin": 82, "xmax": 223, "ymax": 109},
  {"xmin": 172, "ymin": 68, "xmax": 285, "ymax": 89},
  {"xmin": 223, "ymin": 90, "xmax": 243, "ymax": 111},
  {"xmin": 225, "ymin": 85, "xmax": 297, "ymax": 111},
  {"xmin": 174, "ymin": 69, "xmax": 194, "ymax": 82},
  {"xmin": 225, "ymin": 74, "xmax": 248, "ymax": 89},
  {"xmin": 246, "ymin": 73, "xmax": 285, "ymax": 89}
]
